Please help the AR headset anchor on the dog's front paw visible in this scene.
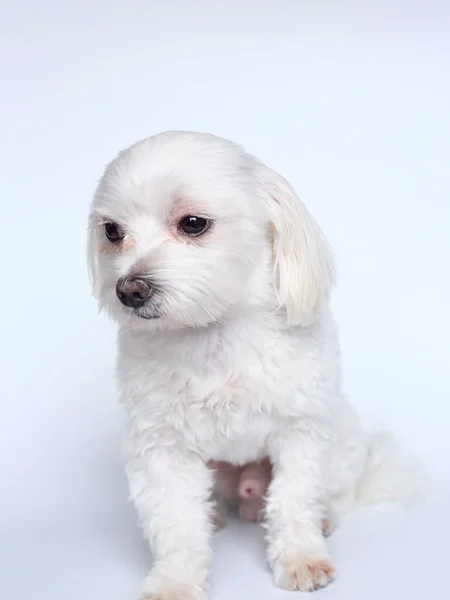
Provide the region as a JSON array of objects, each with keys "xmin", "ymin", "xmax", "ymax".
[
  {"xmin": 140, "ymin": 570, "xmax": 206, "ymax": 600},
  {"xmin": 274, "ymin": 554, "xmax": 336, "ymax": 592},
  {"xmin": 140, "ymin": 587, "xmax": 205, "ymax": 600}
]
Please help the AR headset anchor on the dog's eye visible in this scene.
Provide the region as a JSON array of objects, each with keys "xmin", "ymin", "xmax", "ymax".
[
  {"xmin": 104, "ymin": 222, "xmax": 125, "ymax": 243},
  {"xmin": 179, "ymin": 216, "xmax": 211, "ymax": 237}
]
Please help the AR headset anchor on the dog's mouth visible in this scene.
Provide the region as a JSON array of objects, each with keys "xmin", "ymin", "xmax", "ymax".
[
  {"xmin": 134, "ymin": 309, "xmax": 161, "ymax": 320},
  {"xmin": 131, "ymin": 304, "xmax": 162, "ymax": 320}
]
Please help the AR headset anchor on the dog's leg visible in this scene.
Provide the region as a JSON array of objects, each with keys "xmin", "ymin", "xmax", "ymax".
[
  {"xmin": 265, "ymin": 427, "xmax": 336, "ymax": 592},
  {"xmin": 126, "ymin": 446, "xmax": 214, "ymax": 600},
  {"xmin": 210, "ymin": 492, "xmax": 228, "ymax": 531}
]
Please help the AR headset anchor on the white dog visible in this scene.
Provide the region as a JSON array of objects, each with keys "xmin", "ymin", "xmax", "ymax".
[{"xmin": 88, "ymin": 131, "xmax": 421, "ymax": 599}]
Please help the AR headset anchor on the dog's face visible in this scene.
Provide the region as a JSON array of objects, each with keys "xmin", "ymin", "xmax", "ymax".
[{"xmin": 88, "ymin": 131, "xmax": 334, "ymax": 332}]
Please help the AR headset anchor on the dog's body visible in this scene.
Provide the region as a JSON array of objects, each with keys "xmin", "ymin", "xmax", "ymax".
[
  {"xmin": 88, "ymin": 131, "xmax": 421, "ymax": 599},
  {"xmin": 119, "ymin": 306, "xmax": 364, "ymax": 516}
]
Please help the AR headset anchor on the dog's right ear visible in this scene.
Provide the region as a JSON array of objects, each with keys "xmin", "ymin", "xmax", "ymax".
[
  {"xmin": 256, "ymin": 163, "xmax": 335, "ymax": 326},
  {"xmin": 87, "ymin": 216, "xmax": 101, "ymax": 298}
]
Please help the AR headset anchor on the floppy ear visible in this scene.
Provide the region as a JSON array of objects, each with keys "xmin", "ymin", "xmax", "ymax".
[
  {"xmin": 257, "ymin": 165, "xmax": 335, "ymax": 326},
  {"xmin": 87, "ymin": 217, "xmax": 101, "ymax": 298}
]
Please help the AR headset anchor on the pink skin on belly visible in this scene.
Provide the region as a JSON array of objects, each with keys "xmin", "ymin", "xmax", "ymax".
[{"xmin": 208, "ymin": 458, "xmax": 272, "ymax": 522}]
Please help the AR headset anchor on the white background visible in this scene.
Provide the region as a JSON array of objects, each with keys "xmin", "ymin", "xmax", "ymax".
[{"xmin": 1, "ymin": 1, "xmax": 449, "ymax": 599}]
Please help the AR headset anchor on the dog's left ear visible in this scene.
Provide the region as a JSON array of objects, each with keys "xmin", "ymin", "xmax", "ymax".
[{"xmin": 257, "ymin": 165, "xmax": 335, "ymax": 326}]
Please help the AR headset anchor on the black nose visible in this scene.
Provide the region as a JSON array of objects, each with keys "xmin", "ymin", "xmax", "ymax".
[{"xmin": 116, "ymin": 277, "xmax": 152, "ymax": 308}]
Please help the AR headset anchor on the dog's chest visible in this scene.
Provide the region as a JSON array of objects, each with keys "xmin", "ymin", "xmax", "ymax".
[
  {"xmin": 179, "ymin": 371, "xmax": 277, "ymax": 461},
  {"xmin": 121, "ymin": 321, "xmax": 311, "ymax": 462},
  {"xmin": 162, "ymin": 330, "xmax": 301, "ymax": 460}
]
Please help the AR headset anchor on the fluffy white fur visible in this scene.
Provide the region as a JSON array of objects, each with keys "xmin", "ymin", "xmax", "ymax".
[{"xmin": 87, "ymin": 131, "xmax": 422, "ymax": 599}]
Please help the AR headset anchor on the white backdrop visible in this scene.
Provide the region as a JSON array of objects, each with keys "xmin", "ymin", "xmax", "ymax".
[{"xmin": 1, "ymin": 2, "xmax": 449, "ymax": 599}]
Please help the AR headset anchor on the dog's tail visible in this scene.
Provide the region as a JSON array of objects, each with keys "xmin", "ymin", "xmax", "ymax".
[{"xmin": 352, "ymin": 431, "xmax": 426, "ymax": 510}]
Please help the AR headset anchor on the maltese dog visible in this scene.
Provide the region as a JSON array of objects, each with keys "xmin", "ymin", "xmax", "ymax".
[{"xmin": 87, "ymin": 131, "xmax": 421, "ymax": 599}]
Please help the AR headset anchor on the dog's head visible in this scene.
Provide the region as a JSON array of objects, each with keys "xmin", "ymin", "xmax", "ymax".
[{"xmin": 88, "ymin": 131, "xmax": 334, "ymax": 332}]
